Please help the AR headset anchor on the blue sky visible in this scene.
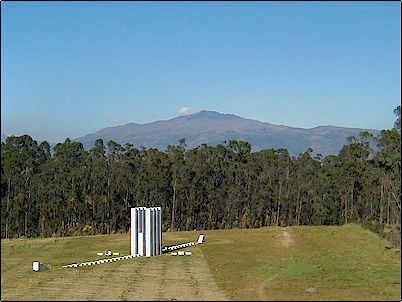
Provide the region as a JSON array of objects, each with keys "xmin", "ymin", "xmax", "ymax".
[{"xmin": 1, "ymin": 1, "xmax": 401, "ymax": 142}]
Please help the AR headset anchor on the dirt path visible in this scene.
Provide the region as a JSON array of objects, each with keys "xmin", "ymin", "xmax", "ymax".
[
  {"xmin": 281, "ymin": 229, "xmax": 294, "ymax": 247},
  {"xmin": 123, "ymin": 245, "xmax": 228, "ymax": 301}
]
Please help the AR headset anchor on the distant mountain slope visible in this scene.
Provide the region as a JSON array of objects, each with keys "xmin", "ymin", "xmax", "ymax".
[{"xmin": 74, "ymin": 110, "xmax": 380, "ymax": 156}]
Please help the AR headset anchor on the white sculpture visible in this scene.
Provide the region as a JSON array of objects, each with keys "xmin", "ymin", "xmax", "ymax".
[{"xmin": 131, "ymin": 207, "xmax": 162, "ymax": 257}]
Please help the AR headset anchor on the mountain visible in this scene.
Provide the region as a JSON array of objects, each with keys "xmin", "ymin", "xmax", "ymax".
[{"xmin": 74, "ymin": 110, "xmax": 380, "ymax": 156}]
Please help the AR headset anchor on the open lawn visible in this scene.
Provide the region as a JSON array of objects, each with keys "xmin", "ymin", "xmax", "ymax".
[{"xmin": 1, "ymin": 224, "xmax": 400, "ymax": 300}]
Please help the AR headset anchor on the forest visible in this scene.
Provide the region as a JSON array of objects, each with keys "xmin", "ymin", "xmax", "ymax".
[{"xmin": 1, "ymin": 107, "xmax": 400, "ymax": 247}]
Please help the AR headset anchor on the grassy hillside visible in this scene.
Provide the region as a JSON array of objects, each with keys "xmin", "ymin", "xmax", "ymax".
[{"xmin": 1, "ymin": 224, "xmax": 400, "ymax": 301}]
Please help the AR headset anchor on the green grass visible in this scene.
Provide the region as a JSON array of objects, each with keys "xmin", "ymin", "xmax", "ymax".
[
  {"xmin": 202, "ymin": 224, "xmax": 401, "ymax": 300},
  {"xmin": 252, "ymin": 259, "xmax": 321, "ymax": 279},
  {"xmin": 1, "ymin": 224, "xmax": 400, "ymax": 301}
]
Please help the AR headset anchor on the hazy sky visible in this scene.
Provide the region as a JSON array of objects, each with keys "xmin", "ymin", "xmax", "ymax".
[{"xmin": 1, "ymin": 1, "xmax": 401, "ymax": 142}]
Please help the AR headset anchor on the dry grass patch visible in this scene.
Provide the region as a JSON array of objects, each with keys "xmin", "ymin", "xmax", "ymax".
[{"xmin": 1, "ymin": 225, "xmax": 400, "ymax": 301}]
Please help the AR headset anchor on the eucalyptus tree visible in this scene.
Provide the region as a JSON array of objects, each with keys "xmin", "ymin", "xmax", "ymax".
[
  {"xmin": 394, "ymin": 105, "xmax": 401, "ymax": 130},
  {"xmin": 1, "ymin": 106, "xmax": 400, "ymax": 244},
  {"xmin": 166, "ymin": 138, "xmax": 188, "ymax": 231}
]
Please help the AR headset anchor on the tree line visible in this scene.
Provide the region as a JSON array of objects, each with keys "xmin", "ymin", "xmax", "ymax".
[{"xmin": 1, "ymin": 107, "xmax": 400, "ymax": 246}]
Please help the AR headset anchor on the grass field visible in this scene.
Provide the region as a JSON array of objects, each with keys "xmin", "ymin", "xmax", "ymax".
[{"xmin": 1, "ymin": 224, "xmax": 400, "ymax": 300}]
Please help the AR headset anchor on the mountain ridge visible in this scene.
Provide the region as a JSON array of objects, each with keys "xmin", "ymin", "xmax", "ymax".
[{"xmin": 74, "ymin": 110, "xmax": 380, "ymax": 156}]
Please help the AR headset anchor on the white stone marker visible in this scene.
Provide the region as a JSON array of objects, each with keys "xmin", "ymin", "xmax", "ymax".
[
  {"xmin": 197, "ymin": 234, "xmax": 205, "ymax": 244},
  {"xmin": 33, "ymin": 261, "xmax": 39, "ymax": 272}
]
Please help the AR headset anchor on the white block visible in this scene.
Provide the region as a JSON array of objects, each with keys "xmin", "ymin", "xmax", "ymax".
[
  {"xmin": 185, "ymin": 252, "xmax": 192, "ymax": 256},
  {"xmin": 97, "ymin": 252, "xmax": 103, "ymax": 256},
  {"xmin": 113, "ymin": 252, "xmax": 120, "ymax": 256},
  {"xmin": 197, "ymin": 234, "xmax": 204, "ymax": 244},
  {"xmin": 171, "ymin": 252, "xmax": 178, "ymax": 256},
  {"xmin": 33, "ymin": 261, "xmax": 39, "ymax": 272},
  {"xmin": 178, "ymin": 251, "xmax": 185, "ymax": 256}
]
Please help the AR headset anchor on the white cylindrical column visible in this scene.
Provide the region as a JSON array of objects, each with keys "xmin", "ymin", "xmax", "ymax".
[
  {"xmin": 158, "ymin": 207, "xmax": 162, "ymax": 255},
  {"xmin": 141, "ymin": 207, "xmax": 146, "ymax": 236},
  {"xmin": 145, "ymin": 208, "xmax": 152, "ymax": 257},
  {"xmin": 154, "ymin": 208, "xmax": 158, "ymax": 255},
  {"xmin": 152, "ymin": 208, "xmax": 157, "ymax": 256},
  {"xmin": 137, "ymin": 207, "xmax": 145, "ymax": 256},
  {"xmin": 131, "ymin": 208, "xmax": 137, "ymax": 256},
  {"xmin": 155, "ymin": 207, "xmax": 161, "ymax": 255},
  {"xmin": 138, "ymin": 232, "xmax": 144, "ymax": 256},
  {"xmin": 153, "ymin": 208, "xmax": 156, "ymax": 256},
  {"xmin": 138, "ymin": 207, "xmax": 142, "ymax": 234}
]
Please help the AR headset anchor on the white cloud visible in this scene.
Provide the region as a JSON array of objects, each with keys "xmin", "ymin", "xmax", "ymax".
[
  {"xmin": 109, "ymin": 117, "xmax": 123, "ymax": 124},
  {"xmin": 178, "ymin": 107, "xmax": 200, "ymax": 116}
]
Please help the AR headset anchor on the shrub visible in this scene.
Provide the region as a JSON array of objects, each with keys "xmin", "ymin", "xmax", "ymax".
[{"xmin": 82, "ymin": 224, "xmax": 94, "ymax": 235}]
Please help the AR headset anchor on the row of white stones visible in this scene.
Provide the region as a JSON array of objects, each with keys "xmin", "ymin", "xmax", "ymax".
[
  {"xmin": 171, "ymin": 251, "xmax": 192, "ymax": 256},
  {"xmin": 97, "ymin": 251, "xmax": 120, "ymax": 256},
  {"xmin": 162, "ymin": 241, "xmax": 196, "ymax": 253},
  {"xmin": 63, "ymin": 240, "xmax": 201, "ymax": 268},
  {"xmin": 62, "ymin": 254, "xmax": 139, "ymax": 268}
]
